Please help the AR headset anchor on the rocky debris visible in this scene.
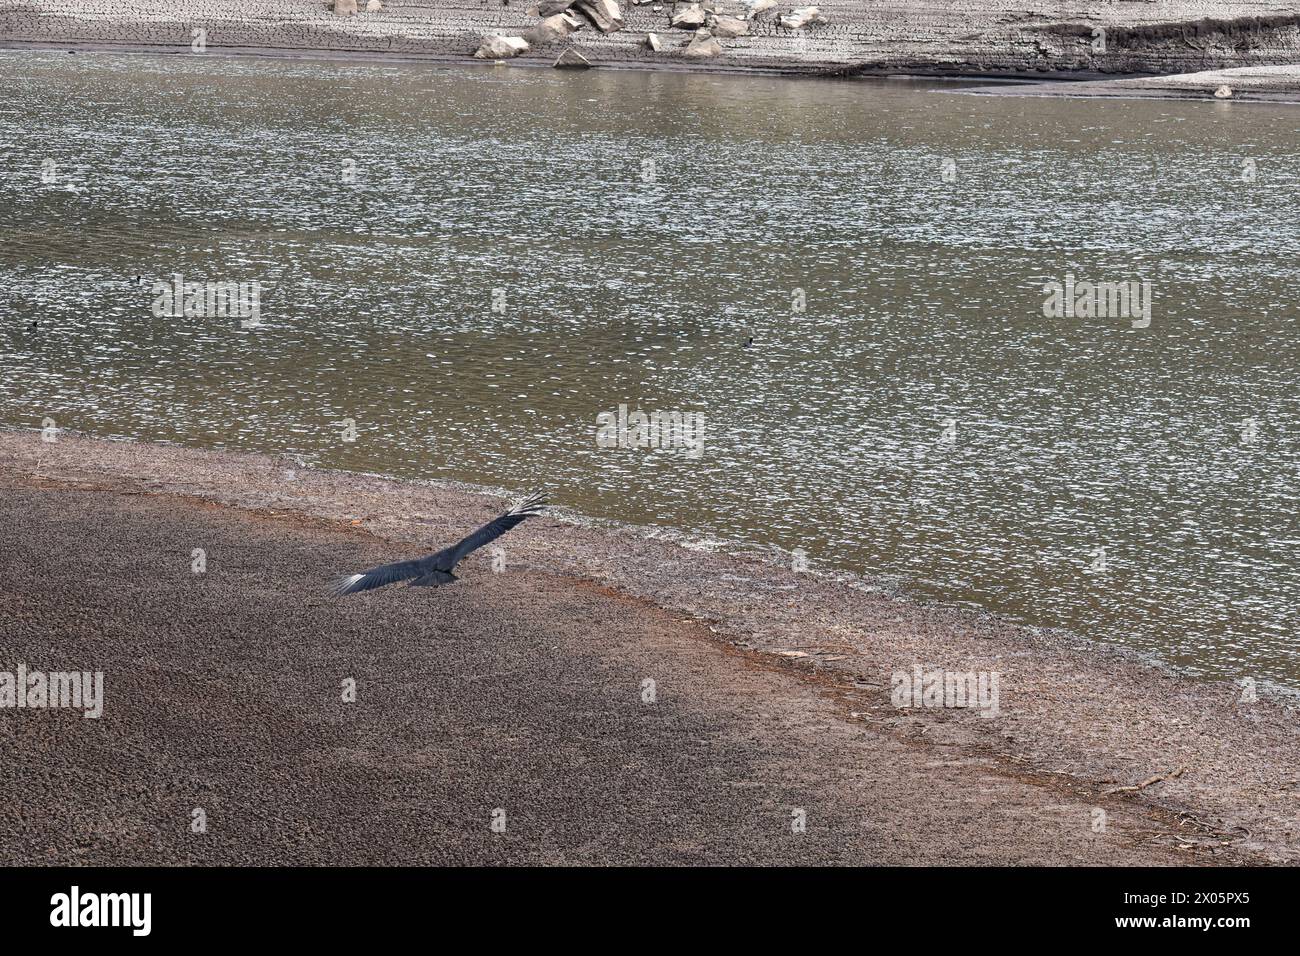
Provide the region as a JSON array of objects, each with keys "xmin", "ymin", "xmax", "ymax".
[
  {"xmin": 572, "ymin": 0, "xmax": 625, "ymax": 32},
  {"xmin": 332, "ymin": 0, "xmax": 357, "ymax": 16},
  {"xmin": 1214, "ymin": 84, "xmax": 1234, "ymax": 97},
  {"xmin": 524, "ymin": 10, "xmax": 583, "ymax": 46},
  {"xmin": 710, "ymin": 14, "xmax": 749, "ymax": 37},
  {"xmin": 778, "ymin": 5, "xmax": 825, "ymax": 30},
  {"xmin": 538, "ymin": 0, "xmax": 575, "ymax": 14},
  {"xmin": 645, "ymin": 31, "xmax": 663, "ymax": 51},
  {"xmin": 473, "ymin": 34, "xmax": 530, "ymax": 58},
  {"xmin": 671, "ymin": 3, "xmax": 707, "ymax": 29},
  {"xmin": 683, "ymin": 28, "xmax": 723, "ymax": 57},
  {"xmin": 554, "ymin": 47, "xmax": 592, "ymax": 67},
  {"xmin": 740, "ymin": 0, "xmax": 776, "ymax": 18}
]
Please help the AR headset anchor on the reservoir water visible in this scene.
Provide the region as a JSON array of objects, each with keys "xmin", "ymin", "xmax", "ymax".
[{"xmin": 2, "ymin": 51, "xmax": 1297, "ymax": 687}]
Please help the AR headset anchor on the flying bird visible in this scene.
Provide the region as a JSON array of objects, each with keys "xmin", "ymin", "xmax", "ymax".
[{"xmin": 332, "ymin": 491, "xmax": 547, "ymax": 595}]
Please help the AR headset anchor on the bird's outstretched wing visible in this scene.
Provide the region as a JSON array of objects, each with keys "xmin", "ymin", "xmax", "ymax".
[
  {"xmin": 331, "ymin": 491, "xmax": 547, "ymax": 596},
  {"xmin": 331, "ymin": 557, "xmax": 430, "ymax": 596},
  {"xmin": 446, "ymin": 491, "xmax": 548, "ymax": 566}
]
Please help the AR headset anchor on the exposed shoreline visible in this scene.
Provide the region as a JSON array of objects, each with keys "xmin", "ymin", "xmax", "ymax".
[
  {"xmin": 3, "ymin": 427, "xmax": 1298, "ymax": 864},
  {"xmin": 6, "ymin": 37, "xmax": 1300, "ymax": 105},
  {"xmin": 4, "ymin": 0, "xmax": 1300, "ymax": 85}
]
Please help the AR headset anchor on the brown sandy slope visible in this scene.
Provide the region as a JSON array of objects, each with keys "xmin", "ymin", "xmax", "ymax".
[{"xmin": 1, "ymin": 429, "xmax": 1296, "ymax": 864}]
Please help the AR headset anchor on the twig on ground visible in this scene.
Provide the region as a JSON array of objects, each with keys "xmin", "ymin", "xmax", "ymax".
[{"xmin": 1105, "ymin": 766, "xmax": 1186, "ymax": 795}]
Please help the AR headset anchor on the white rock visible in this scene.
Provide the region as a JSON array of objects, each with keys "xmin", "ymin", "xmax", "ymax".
[
  {"xmin": 573, "ymin": 0, "xmax": 625, "ymax": 32},
  {"xmin": 473, "ymin": 35, "xmax": 531, "ymax": 59},
  {"xmin": 333, "ymin": 0, "xmax": 358, "ymax": 15},
  {"xmin": 645, "ymin": 32, "xmax": 663, "ymax": 51},
  {"xmin": 741, "ymin": 0, "xmax": 775, "ymax": 17},
  {"xmin": 554, "ymin": 48, "xmax": 592, "ymax": 68},
  {"xmin": 524, "ymin": 11, "xmax": 584, "ymax": 46},
  {"xmin": 778, "ymin": 5, "xmax": 825, "ymax": 29},
  {"xmin": 1214, "ymin": 84, "xmax": 1233, "ymax": 99},
  {"xmin": 365, "ymin": 0, "xmax": 382, "ymax": 10},
  {"xmin": 671, "ymin": 3, "xmax": 707, "ymax": 29},
  {"xmin": 710, "ymin": 14, "xmax": 749, "ymax": 37},
  {"xmin": 683, "ymin": 30, "xmax": 723, "ymax": 57}
]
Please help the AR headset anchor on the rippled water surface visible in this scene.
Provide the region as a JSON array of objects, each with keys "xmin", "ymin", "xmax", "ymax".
[{"xmin": 2, "ymin": 52, "xmax": 1297, "ymax": 686}]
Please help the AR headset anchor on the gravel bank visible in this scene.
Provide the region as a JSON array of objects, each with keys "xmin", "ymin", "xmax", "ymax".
[{"xmin": 2, "ymin": 428, "xmax": 1297, "ymax": 864}]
